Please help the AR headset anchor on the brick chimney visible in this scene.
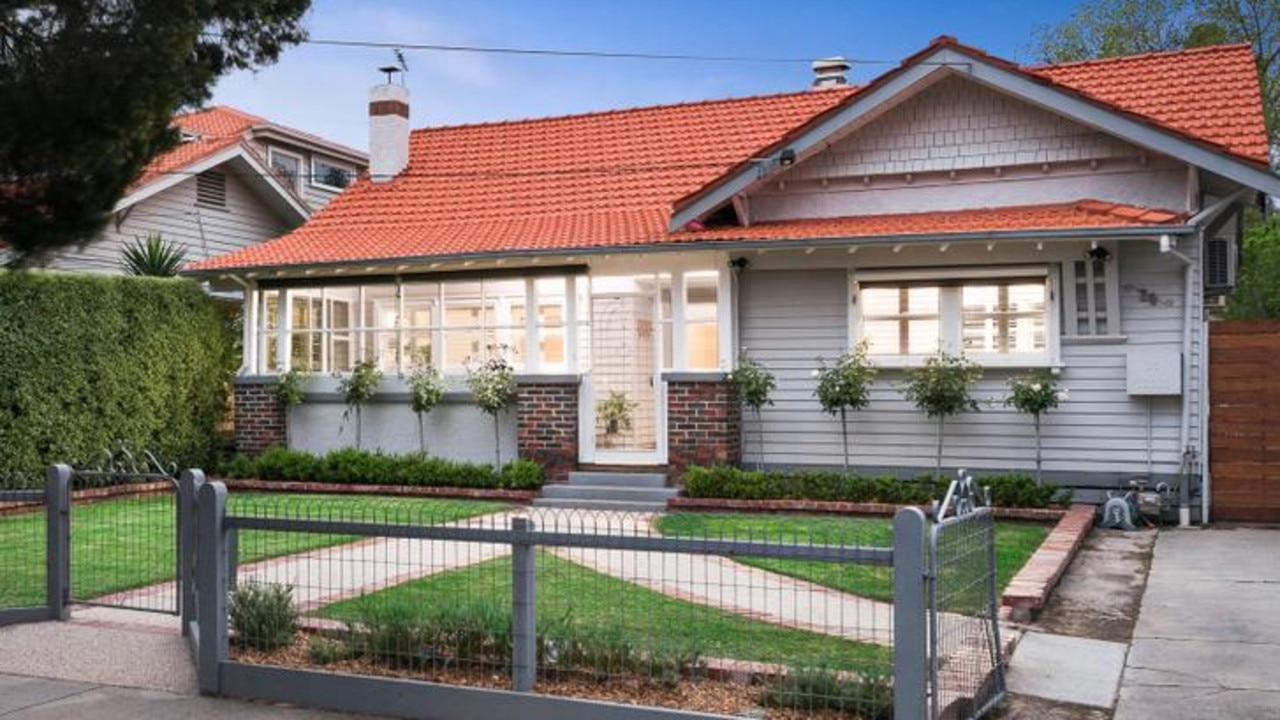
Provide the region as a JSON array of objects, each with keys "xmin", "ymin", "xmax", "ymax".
[
  {"xmin": 811, "ymin": 57, "xmax": 851, "ymax": 89},
  {"xmin": 369, "ymin": 78, "xmax": 410, "ymax": 183}
]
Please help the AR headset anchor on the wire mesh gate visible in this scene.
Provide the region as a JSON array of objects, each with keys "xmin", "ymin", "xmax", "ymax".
[
  {"xmin": 927, "ymin": 479, "xmax": 1006, "ymax": 719},
  {"xmin": 68, "ymin": 450, "xmax": 184, "ymax": 615}
]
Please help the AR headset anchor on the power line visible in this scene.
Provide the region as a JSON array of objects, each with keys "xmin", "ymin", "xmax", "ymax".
[{"xmin": 202, "ymin": 32, "xmax": 904, "ymax": 66}]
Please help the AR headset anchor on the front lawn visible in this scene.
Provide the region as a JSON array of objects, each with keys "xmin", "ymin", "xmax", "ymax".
[
  {"xmin": 0, "ymin": 493, "xmax": 506, "ymax": 608},
  {"xmin": 320, "ymin": 551, "xmax": 891, "ymax": 673},
  {"xmin": 656, "ymin": 513, "xmax": 1049, "ymax": 602}
]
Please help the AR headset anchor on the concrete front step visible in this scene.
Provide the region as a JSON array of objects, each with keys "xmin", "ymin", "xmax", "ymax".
[
  {"xmin": 531, "ymin": 498, "xmax": 668, "ymax": 513},
  {"xmin": 566, "ymin": 471, "xmax": 668, "ymax": 488},
  {"xmin": 541, "ymin": 485, "xmax": 678, "ymax": 502}
]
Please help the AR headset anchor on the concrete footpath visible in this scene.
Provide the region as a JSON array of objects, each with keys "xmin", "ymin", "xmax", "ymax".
[
  {"xmin": 0, "ymin": 673, "xmax": 368, "ymax": 719},
  {"xmin": 1114, "ymin": 526, "xmax": 1280, "ymax": 720}
]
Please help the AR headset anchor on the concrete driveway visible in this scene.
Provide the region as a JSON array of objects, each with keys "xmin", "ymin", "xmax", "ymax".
[{"xmin": 1114, "ymin": 527, "xmax": 1280, "ymax": 719}]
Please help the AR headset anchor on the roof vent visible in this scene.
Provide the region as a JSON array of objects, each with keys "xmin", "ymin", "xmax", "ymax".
[{"xmin": 811, "ymin": 57, "xmax": 851, "ymax": 90}]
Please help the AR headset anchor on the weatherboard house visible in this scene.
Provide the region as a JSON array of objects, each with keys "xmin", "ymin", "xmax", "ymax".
[
  {"xmin": 190, "ymin": 37, "xmax": 1279, "ymax": 511},
  {"xmin": 41, "ymin": 106, "xmax": 367, "ymax": 274}
]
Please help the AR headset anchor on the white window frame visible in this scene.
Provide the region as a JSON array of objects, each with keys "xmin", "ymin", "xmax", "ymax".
[
  {"xmin": 267, "ymin": 147, "xmax": 305, "ymax": 194},
  {"xmin": 310, "ymin": 156, "xmax": 356, "ymax": 192},
  {"xmin": 1061, "ymin": 243, "xmax": 1124, "ymax": 341},
  {"xmin": 849, "ymin": 266, "xmax": 1061, "ymax": 369}
]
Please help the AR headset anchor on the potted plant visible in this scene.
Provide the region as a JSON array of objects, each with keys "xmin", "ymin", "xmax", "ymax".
[
  {"xmin": 272, "ymin": 368, "xmax": 307, "ymax": 448},
  {"xmin": 406, "ymin": 348, "xmax": 446, "ymax": 456},
  {"xmin": 814, "ymin": 342, "xmax": 878, "ymax": 473},
  {"xmin": 465, "ymin": 348, "xmax": 517, "ymax": 467},
  {"xmin": 596, "ymin": 391, "xmax": 637, "ymax": 446},
  {"xmin": 336, "ymin": 360, "xmax": 383, "ymax": 449},
  {"xmin": 1006, "ymin": 370, "xmax": 1067, "ymax": 481},
  {"xmin": 729, "ymin": 351, "xmax": 776, "ymax": 467},
  {"xmin": 899, "ymin": 348, "xmax": 983, "ymax": 479}
]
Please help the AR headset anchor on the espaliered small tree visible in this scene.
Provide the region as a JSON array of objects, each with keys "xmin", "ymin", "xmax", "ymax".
[
  {"xmin": 900, "ymin": 349, "xmax": 983, "ymax": 479},
  {"xmin": 1007, "ymin": 370, "xmax": 1068, "ymax": 481},
  {"xmin": 814, "ymin": 343, "xmax": 878, "ymax": 473},
  {"xmin": 337, "ymin": 360, "xmax": 382, "ymax": 450},
  {"xmin": 466, "ymin": 351, "xmax": 517, "ymax": 468},
  {"xmin": 728, "ymin": 351, "xmax": 777, "ymax": 467}
]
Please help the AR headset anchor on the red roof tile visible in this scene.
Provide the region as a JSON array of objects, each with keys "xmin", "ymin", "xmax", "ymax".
[
  {"xmin": 128, "ymin": 107, "xmax": 263, "ymax": 191},
  {"xmin": 189, "ymin": 41, "xmax": 1264, "ymax": 273},
  {"xmin": 1030, "ymin": 43, "xmax": 1271, "ymax": 165}
]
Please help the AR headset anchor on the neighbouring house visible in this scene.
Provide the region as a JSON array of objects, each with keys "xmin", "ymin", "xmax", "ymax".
[
  {"xmin": 188, "ymin": 37, "xmax": 1278, "ymax": 517},
  {"xmin": 40, "ymin": 106, "xmax": 367, "ymax": 273}
]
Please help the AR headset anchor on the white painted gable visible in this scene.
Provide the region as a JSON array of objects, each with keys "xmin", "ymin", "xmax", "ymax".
[{"xmin": 745, "ymin": 74, "xmax": 1190, "ymax": 223}]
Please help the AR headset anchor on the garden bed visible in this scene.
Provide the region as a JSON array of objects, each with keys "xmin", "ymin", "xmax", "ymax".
[
  {"xmin": 219, "ymin": 478, "xmax": 537, "ymax": 503},
  {"xmin": 667, "ymin": 496, "xmax": 1067, "ymax": 522}
]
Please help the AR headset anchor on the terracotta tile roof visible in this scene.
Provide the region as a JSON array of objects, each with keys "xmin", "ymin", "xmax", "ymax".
[
  {"xmin": 128, "ymin": 106, "xmax": 264, "ymax": 191},
  {"xmin": 189, "ymin": 41, "xmax": 1263, "ymax": 273},
  {"xmin": 669, "ymin": 201, "xmax": 1186, "ymax": 243},
  {"xmin": 1029, "ymin": 43, "xmax": 1271, "ymax": 165}
]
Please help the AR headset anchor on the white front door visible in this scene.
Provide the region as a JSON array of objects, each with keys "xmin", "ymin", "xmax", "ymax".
[{"xmin": 582, "ymin": 275, "xmax": 667, "ymax": 465}]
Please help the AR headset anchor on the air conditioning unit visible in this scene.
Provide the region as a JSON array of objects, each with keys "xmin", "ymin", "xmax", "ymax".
[{"xmin": 1204, "ymin": 205, "xmax": 1242, "ymax": 292}]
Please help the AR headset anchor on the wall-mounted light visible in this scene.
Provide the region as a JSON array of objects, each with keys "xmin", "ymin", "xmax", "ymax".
[
  {"xmin": 728, "ymin": 257, "xmax": 750, "ymax": 272},
  {"xmin": 1086, "ymin": 245, "xmax": 1112, "ymax": 262},
  {"xmin": 779, "ymin": 148, "xmax": 797, "ymax": 167}
]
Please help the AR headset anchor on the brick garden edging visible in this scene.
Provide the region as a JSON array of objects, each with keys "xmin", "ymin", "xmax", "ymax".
[
  {"xmin": 1001, "ymin": 503, "xmax": 1096, "ymax": 621},
  {"xmin": 667, "ymin": 496, "xmax": 1068, "ymax": 522},
  {"xmin": 219, "ymin": 478, "xmax": 538, "ymax": 503}
]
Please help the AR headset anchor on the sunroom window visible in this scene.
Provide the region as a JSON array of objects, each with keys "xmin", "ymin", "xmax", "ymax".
[{"xmin": 853, "ymin": 268, "xmax": 1055, "ymax": 366}]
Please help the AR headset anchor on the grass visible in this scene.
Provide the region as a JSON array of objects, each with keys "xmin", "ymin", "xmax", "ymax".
[
  {"xmin": 655, "ymin": 513, "xmax": 1049, "ymax": 602},
  {"xmin": 321, "ymin": 551, "xmax": 891, "ymax": 673},
  {"xmin": 0, "ymin": 493, "xmax": 505, "ymax": 608}
]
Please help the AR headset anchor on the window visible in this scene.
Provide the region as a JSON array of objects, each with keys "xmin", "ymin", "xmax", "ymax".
[
  {"xmin": 267, "ymin": 147, "xmax": 303, "ymax": 193},
  {"xmin": 195, "ymin": 171, "xmax": 227, "ymax": 208},
  {"xmin": 1061, "ymin": 246, "xmax": 1120, "ymax": 337},
  {"xmin": 684, "ymin": 271, "xmax": 720, "ymax": 370},
  {"xmin": 311, "ymin": 157, "xmax": 355, "ymax": 191},
  {"xmin": 257, "ymin": 276, "xmax": 573, "ymax": 375},
  {"xmin": 854, "ymin": 268, "xmax": 1055, "ymax": 366}
]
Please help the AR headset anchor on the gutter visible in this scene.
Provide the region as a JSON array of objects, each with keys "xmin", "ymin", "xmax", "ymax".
[{"xmin": 183, "ymin": 223, "xmax": 1197, "ymax": 280}]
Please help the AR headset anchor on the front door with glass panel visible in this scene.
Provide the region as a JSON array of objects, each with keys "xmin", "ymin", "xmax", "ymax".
[{"xmin": 587, "ymin": 275, "xmax": 666, "ymax": 465}]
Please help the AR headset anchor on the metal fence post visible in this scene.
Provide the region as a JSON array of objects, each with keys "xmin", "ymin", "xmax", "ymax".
[
  {"xmin": 511, "ymin": 516, "xmax": 537, "ymax": 693},
  {"xmin": 45, "ymin": 464, "xmax": 72, "ymax": 621},
  {"xmin": 196, "ymin": 481, "xmax": 228, "ymax": 696},
  {"xmin": 893, "ymin": 506, "xmax": 929, "ymax": 720},
  {"xmin": 179, "ymin": 469, "xmax": 206, "ymax": 636}
]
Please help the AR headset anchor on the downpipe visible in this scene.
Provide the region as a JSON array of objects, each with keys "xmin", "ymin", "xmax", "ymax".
[{"xmin": 1159, "ymin": 235, "xmax": 1194, "ymax": 527}]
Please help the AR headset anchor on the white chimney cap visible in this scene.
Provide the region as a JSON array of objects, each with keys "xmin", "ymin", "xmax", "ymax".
[{"xmin": 811, "ymin": 57, "xmax": 852, "ymax": 90}]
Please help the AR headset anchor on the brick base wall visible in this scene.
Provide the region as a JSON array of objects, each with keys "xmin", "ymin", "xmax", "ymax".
[
  {"xmin": 666, "ymin": 379, "xmax": 741, "ymax": 480},
  {"xmin": 516, "ymin": 380, "xmax": 580, "ymax": 482},
  {"xmin": 234, "ymin": 379, "xmax": 287, "ymax": 455}
]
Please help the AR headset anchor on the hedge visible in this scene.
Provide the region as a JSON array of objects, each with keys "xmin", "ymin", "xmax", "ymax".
[
  {"xmin": 0, "ymin": 272, "xmax": 235, "ymax": 478},
  {"xmin": 682, "ymin": 466, "xmax": 1071, "ymax": 509},
  {"xmin": 221, "ymin": 447, "xmax": 545, "ymax": 491}
]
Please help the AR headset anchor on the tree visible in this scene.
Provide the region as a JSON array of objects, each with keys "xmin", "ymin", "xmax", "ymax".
[
  {"xmin": 337, "ymin": 360, "xmax": 382, "ymax": 450},
  {"xmin": 120, "ymin": 233, "xmax": 187, "ymax": 276},
  {"xmin": 465, "ymin": 352, "xmax": 517, "ymax": 468},
  {"xmin": 728, "ymin": 351, "xmax": 776, "ymax": 467},
  {"xmin": 1006, "ymin": 371, "xmax": 1068, "ymax": 481},
  {"xmin": 0, "ymin": 1, "xmax": 309, "ymax": 265},
  {"xmin": 899, "ymin": 349, "xmax": 983, "ymax": 479},
  {"xmin": 814, "ymin": 343, "xmax": 878, "ymax": 473},
  {"xmin": 1226, "ymin": 216, "xmax": 1280, "ymax": 318},
  {"xmin": 406, "ymin": 351, "xmax": 446, "ymax": 456},
  {"xmin": 1034, "ymin": 0, "xmax": 1280, "ymax": 145},
  {"xmin": 272, "ymin": 367, "xmax": 307, "ymax": 449}
]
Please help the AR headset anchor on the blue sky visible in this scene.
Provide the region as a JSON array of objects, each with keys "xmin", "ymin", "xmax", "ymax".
[{"xmin": 210, "ymin": 0, "xmax": 1077, "ymax": 151}]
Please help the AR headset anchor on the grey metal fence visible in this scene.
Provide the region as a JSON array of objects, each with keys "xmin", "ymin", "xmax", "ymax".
[
  {"xmin": 927, "ymin": 500, "xmax": 1005, "ymax": 719},
  {"xmin": 188, "ymin": 477, "xmax": 938, "ymax": 719},
  {"xmin": 0, "ymin": 468, "xmax": 68, "ymax": 627},
  {"xmin": 68, "ymin": 452, "xmax": 182, "ymax": 615}
]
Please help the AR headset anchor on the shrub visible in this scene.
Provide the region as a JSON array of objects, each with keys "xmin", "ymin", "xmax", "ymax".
[
  {"xmin": 307, "ymin": 635, "xmax": 351, "ymax": 665},
  {"xmin": 336, "ymin": 360, "xmax": 383, "ymax": 449},
  {"xmin": 229, "ymin": 581, "xmax": 299, "ymax": 651},
  {"xmin": 763, "ymin": 667, "xmax": 893, "ymax": 719},
  {"xmin": 0, "ymin": 272, "xmax": 234, "ymax": 473},
  {"xmin": 900, "ymin": 349, "xmax": 983, "ymax": 477},
  {"xmin": 681, "ymin": 466, "xmax": 1067, "ymax": 509},
  {"xmin": 221, "ymin": 447, "xmax": 545, "ymax": 490},
  {"xmin": 814, "ymin": 342, "xmax": 878, "ymax": 472}
]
